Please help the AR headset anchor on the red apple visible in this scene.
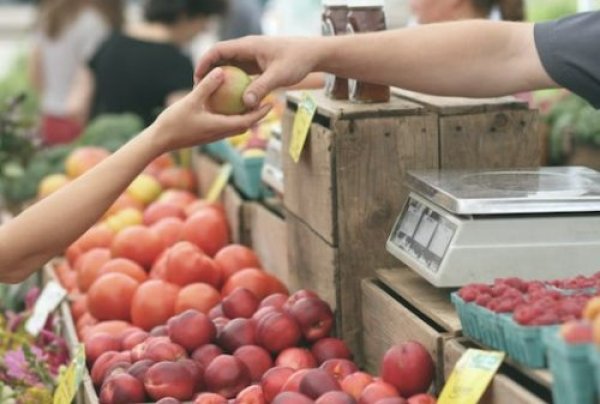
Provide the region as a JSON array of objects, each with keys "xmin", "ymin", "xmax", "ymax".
[
  {"xmin": 127, "ymin": 360, "xmax": 154, "ymax": 384},
  {"xmin": 272, "ymin": 392, "xmax": 314, "ymax": 404},
  {"xmin": 168, "ymin": 309, "xmax": 217, "ymax": 352},
  {"xmin": 342, "ymin": 372, "xmax": 373, "ymax": 400},
  {"xmin": 256, "ymin": 312, "xmax": 301, "ymax": 353},
  {"xmin": 209, "ymin": 304, "xmax": 225, "ymax": 320},
  {"xmin": 145, "ymin": 361, "xmax": 195, "ymax": 401},
  {"xmin": 151, "ymin": 325, "xmax": 169, "ymax": 337},
  {"xmin": 100, "ymin": 373, "xmax": 146, "ymax": 403},
  {"xmin": 260, "ymin": 294, "xmax": 289, "ymax": 310},
  {"xmin": 284, "ymin": 290, "xmax": 319, "ymax": 312},
  {"xmin": 358, "ymin": 382, "xmax": 399, "ymax": 404},
  {"xmin": 261, "ymin": 366, "xmax": 295, "ymax": 403},
  {"xmin": 235, "ymin": 384, "xmax": 265, "ymax": 404},
  {"xmin": 288, "ymin": 298, "xmax": 334, "ymax": 342},
  {"xmin": 281, "ymin": 369, "xmax": 311, "ymax": 393},
  {"xmin": 320, "ymin": 359, "xmax": 359, "ymax": 382},
  {"xmin": 122, "ymin": 330, "xmax": 150, "ymax": 351},
  {"xmin": 276, "ymin": 348, "xmax": 317, "ymax": 370},
  {"xmin": 101, "ymin": 361, "xmax": 133, "ymax": 386},
  {"xmin": 179, "ymin": 358, "xmax": 204, "ymax": 392},
  {"xmin": 299, "ymin": 369, "xmax": 341, "ymax": 399},
  {"xmin": 234, "ymin": 345, "xmax": 273, "ymax": 382},
  {"xmin": 204, "ymin": 355, "xmax": 251, "ymax": 399},
  {"xmin": 316, "ymin": 391, "xmax": 356, "ymax": 404},
  {"xmin": 194, "ymin": 393, "xmax": 228, "ymax": 404},
  {"xmin": 192, "ymin": 344, "xmax": 224, "ymax": 369},
  {"xmin": 252, "ymin": 306, "xmax": 281, "ymax": 323},
  {"xmin": 135, "ymin": 337, "xmax": 188, "ymax": 362},
  {"xmin": 85, "ymin": 333, "xmax": 121, "ymax": 365},
  {"xmin": 222, "ymin": 288, "xmax": 260, "ymax": 319},
  {"xmin": 380, "ymin": 342, "xmax": 434, "ymax": 398},
  {"xmin": 218, "ymin": 318, "xmax": 256, "ymax": 352},
  {"xmin": 312, "ymin": 338, "xmax": 352, "ymax": 364},
  {"xmin": 92, "ymin": 351, "xmax": 130, "ymax": 387}
]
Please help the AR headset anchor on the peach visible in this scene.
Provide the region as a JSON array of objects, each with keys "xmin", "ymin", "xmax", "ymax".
[
  {"xmin": 281, "ymin": 369, "xmax": 311, "ymax": 393},
  {"xmin": 312, "ymin": 338, "xmax": 352, "ymax": 364},
  {"xmin": 252, "ymin": 306, "xmax": 281, "ymax": 323},
  {"xmin": 380, "ymin": 342, "xmax": 434, "ymax": 398},
  {"xmin": 299, "ymin": 368, "xmax": 341, "ymax": 399},
  {"xmin": 256, "ymin": 312, "xmax": 301, "ymax": 353},
  {"xmin": 260, "ymin": 294, "xmax": 289, "ymax": 310},
  {"xmin": 127, "ymin": 360, "xmax": 154, "ymax": 383},
  {"xmin": 192, "ymin": 344, "xmax": 224, "ymax": 369},
  {"xmin": 233, "ymin": 345, "xmax": 273, "ymax": 382},
  {"xmin": 194, "ymin": 393, "xmax": 228, "ymax": 404},
  {"xmin": 168, "ymin": 309, "xmax": 217, "ymax": 352},
  {"xmin": 261, "ymin": 366, "xmax": 295, "ymax": 403},
  {"xmin": 222, "ymin": 288, "xmax": 260, "ymax": 319},
  {"xmin": 204, "ymin": 355, "xmax": 251, "ymax": 399},
  {"xmin": 358, "ymin": 382, "xmax": 399, "ymax": 404},
  {"xmin": 176, "ymin": 283, "xmax": 221, "ymax": 315},
  {"xmin": 85, "ymin": 333, "xmax": 121, "ymax": 365},
  {"xmin": 92, "ymin": 351, "xmax": 129, "ymax": 387},
  {"xmin": 180, "ymin": 358, "xmax": 204, "ymax": 391},
  {"xmin": 316, "ymin": 391, "xmax": 356, "ymax": 404},
  {"xmin": 321, "ymin": 359, "xmax": 359, "ymax": 382},
  {"xmin": 407, "ymin": 394, "xmax": 436, "ymax": 404},
  {"xmin": 209, "ymin": 304, "xmax": 225, "ymax": 320},
  {"xmin": 99, "ymin": 373, "xmax": 146, "ymax": 403},
  {"xmin": 213, "ymin": 317, "xmax": 230, "ymax": 338},
  {"xmin": 288, "ymin": 298, "xmax": 334, "ymax": 342},
  {"xmin": 235, "ymin": 384, "xmax": 265, "ymax": 404},
  {"xmin": 145, "ymin": 361, "xmax": 196, "ymax": 401},
  {"xmin": 151, "ymin": 325, "xmax": 169, "ymax": 337},
  {"xmin": 102, "ymin": 361, "xmax": 133, "ymax": 386},
  {"xmin": 122, "ymin": 330, "xmax": 150, "ymax": 351},
  {"xmin": 134, "ymin": 337, "xmax": 187, "ymax": 362},
  {"xmin": 342, "ymin": 372, "xmax": 374, "ymax": 400},
  {"xmin": 272, "ymin": 392, "xmax": 314, "ymax": 404},
  {"xmin": 276, "ymin": 348, "xmax": 317, "ymax": 371},
  {"xmin": 158, "ymin": 167, "xmax": 197, "ymax": 193},
  {"xmin": 152, "ymin": 217, "xmax": 185, "ymax": 249},
  {"xmin": 218, "ymin": 318, "xmax": 256, "ymax": 353},
  {"xmin": 207, "ymin": 66, "xmax": 252, "ymax": 115}
]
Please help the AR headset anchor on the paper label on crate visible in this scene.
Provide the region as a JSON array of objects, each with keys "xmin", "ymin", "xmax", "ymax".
[
  {"xmin": 438, "ymin": 349, "xmax": 505, "ymax": 404},
  {"xmin": 25, "ymin": 281, "xmax": 67, "ymax": 336},
  {"xmin": 289, "ymin": 93, "xmax": 317, "ymax": 163},
  {"xmin": 53, "ymin": 344, "xmax": 86, "ymax": 404},
  {"xmin": 206, "ymin": 163, "xmax": 233, "ymax": 203}
]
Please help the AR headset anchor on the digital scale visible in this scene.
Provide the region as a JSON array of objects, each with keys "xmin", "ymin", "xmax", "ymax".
[
  {"xmin": 261, "ymin": 124, "xmax": 284, "ymax": 195},
  {"xmin": 386, "ymin": 167, "xmax": 600, "ymax": 287}
]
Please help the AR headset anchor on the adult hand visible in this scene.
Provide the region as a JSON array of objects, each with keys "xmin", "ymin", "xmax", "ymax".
[
  {"xmin": 195, "ymin": 36, "xmax": 320, "ymax": 109},
  {"xmin": 155, "ymin": 67, "xmax": 272, "ymax": 152}
]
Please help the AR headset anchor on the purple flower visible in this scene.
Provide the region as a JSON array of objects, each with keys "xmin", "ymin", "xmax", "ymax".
[
  {"xmin": 3, "ymin": 349, "xmax": 41, "ymax": 386},
  {"xmin": 24, "ymin": 288, "xmax": 40, "ymax": 311}
]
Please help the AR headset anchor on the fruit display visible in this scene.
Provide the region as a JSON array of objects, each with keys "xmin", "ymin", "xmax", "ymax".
[
  {"xmin": 454, "ymin": 275, "xmax": 600, "ymax": 368},
  {"xmin": 0, "ymin": 287, "xmax": 70, "ymax": 403}
]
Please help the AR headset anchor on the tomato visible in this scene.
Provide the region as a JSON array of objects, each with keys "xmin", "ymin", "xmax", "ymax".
[
  {"xmin": 214, "ymin": 244, "xmax": 262, "ymax": 281},
  {"xmin": 70, "ymin": 294, "xmax": 88, "ymax": 322},
  {"xmin": 158, "ymin": 190, "xmax": 197, "ymax": 209},
  {"xmin": 88, "ymin": 273, "xmax": 140, "ymax": 321},
  {"xmin": 75, "ymin": 248, "xmax": 112, "ymax": 292},
  {"xmin": 65, "ymin": 147, "xmax": 110, "ymax": 178},
  {"xmin": 66, "ymin": 242, "xmax": 85, "ymax": 266},
  {"xmin": 175, "ymin": 283, "xmax": 221, "ymax": 315},
  {"xmin": 98, "ymin": 258, "xmax": 148, "ymax": 283},
  {"xmin": 164, "ymin": 242, "xmax": 222, "ymax": 287},
  {"xmin": 131, "ymin": 280, "xmax": 180, "ymax": 331},
  {"xmin": 151, "ymin": 217, "xmax": 184, "ymax": 248},
  {"xmin": 157, "ymin": 167, "xmax": 197, "ymax": 193},
  {"xmin": 144, "ymin": 153, "xmax": 175, "ymax": 177},
  {"xmin": 104, "ymin": 194, "xmax": 144, "ymax": 219},
  {"xmin": 221, "ymin": 268, "xmax": 274, "ymax": 300},
  {"xmin": 182, "ymin": 209, "xmax": 229, "ymax": 257},
  {"xmin": 111, "ymin": 225, "xmax": 164, "ymax": 269},
  {"xmin": 184, "ymin": 200, "xmax": 226, "ymax": 219},
  {"xmin": 150, "ymin": 251, "xmax": 168, "ymax": 280},
  {"xmin": 143, "ymin": 202, "xmax": 186, "ymax": 226}
]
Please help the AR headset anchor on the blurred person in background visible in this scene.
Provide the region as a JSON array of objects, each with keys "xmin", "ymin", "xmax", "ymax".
[
  {"xmin": 410, "ymin": 0, "xmax": 524, "ymax": 23},
  {"xmin": 86, "ymin": 0, "xmax": 227, "ymax": 126},
  {"xmin": 29, "ymin": 0, "xmax": 124, "ymax": 145},
  {"xmin": 219, "ymin": 0, "xmax": 263, "ymax": 40}
]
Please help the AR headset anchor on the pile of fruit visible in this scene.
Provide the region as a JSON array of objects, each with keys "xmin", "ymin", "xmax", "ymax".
[
  {"xmin": 458, "ymin": 275, "xmax": 600, "ymax": 326},
  {"xmin": 47, "ymin": 147, "xmax": 438, "ymax": 403}
]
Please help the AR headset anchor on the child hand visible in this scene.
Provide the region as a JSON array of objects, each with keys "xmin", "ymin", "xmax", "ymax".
[{"xmin": 153, "ymin": 67, "xmax": 272, "ymax": 152}]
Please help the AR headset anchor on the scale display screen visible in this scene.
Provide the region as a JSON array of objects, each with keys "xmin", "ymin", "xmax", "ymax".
[{"xmin": 391, "ymin": 197, "xmax": 457, "ymax": 273}]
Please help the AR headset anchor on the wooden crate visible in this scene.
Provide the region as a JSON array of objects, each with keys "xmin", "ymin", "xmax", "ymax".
[
  {"xmin": 243, "ymin": 201, "xmax": 292, "ymax": 289},
  {"xmin": 192, "ymin": 152, "xmax": 246, "ymax": 244},
  {"xmin": 443, "ymin": 339, "xmax": 551, "ymax": 404},
  {"xmin": 282, "ymin": 89, "xmax": 540, "ymax": 356},
  {"xmin": 361, "ymin": 278, "xmax": 453, "ymax": 393}
]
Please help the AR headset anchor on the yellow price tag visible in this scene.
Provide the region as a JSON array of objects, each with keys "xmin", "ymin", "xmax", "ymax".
[
  {"xmin": 289, "ymin": 93, "xmax": 317, "ymax": 163},
  {"xmin": 205, "ymin": 163, "xmax": 233, "ymax": 203},
  {"xmin": 438, "ymin": 349, "xmax": 504, "ymax": 404},
  {"xmin": 53, "ymin": 344, "xmax": 86, "ymax": 404}
]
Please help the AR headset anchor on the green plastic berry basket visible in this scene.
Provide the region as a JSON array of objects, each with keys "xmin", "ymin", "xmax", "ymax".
[
  {"xmin": 591, "ymin": 346, "xmax": 600, "ymax": 400},
  {"xmin": 228, "ymin": 148, "xmax": 269, "ymax": 200},
  {"xmin": 544, "ymin": 329, "xmax": 596, "ymax": 404},
  {"xmin": 203, "ymin": 140, "xmax": 231, "ymax": 162},
  {"xmin": 500, "ymin": 315, "xmax": 555, "ymax": 368},
  {"xmin": 451, "ymin": 293, "xmax": 481, "ymax": 340}
]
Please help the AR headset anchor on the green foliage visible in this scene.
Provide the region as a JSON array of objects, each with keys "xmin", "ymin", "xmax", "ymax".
[
  {"xmin": 526, "ymin": 0, "xmax": 577, "ymax": 22},
  {"xmin": 77, "ymin": 113, "xmax": 144, "ymax": 151}
]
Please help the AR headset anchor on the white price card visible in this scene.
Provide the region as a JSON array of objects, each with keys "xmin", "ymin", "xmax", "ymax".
[{"xmin": 25, "ymin": 281, "xmax": 67, "ymax": 336}]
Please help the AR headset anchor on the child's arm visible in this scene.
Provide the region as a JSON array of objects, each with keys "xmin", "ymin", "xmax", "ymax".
[{"xmin": 0, "ymin": 68, "xmax": 270, "ymax": 283}]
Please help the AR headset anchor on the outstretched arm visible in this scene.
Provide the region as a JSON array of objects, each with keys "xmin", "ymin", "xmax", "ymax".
[
  {"xmin": 0, "ymin": 68, "xmax": 271, "ymax": 283},
  {"xmin": 195, "ymin": 20, "xmax": 556, "ymax": 108}
]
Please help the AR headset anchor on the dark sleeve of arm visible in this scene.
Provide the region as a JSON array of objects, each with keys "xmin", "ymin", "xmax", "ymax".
[
  {"xmin": 534, "ymin": 11, "xmax": 600, "ymax": 108},
  {"xmin": 164, "ymin": 55, "xmax": 194, "ymax": 95}
]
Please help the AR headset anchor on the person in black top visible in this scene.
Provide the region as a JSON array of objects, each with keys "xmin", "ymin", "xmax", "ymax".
[{"xmin": 88, "ymin": 0, "xmax": 226, "ymax": 125}]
